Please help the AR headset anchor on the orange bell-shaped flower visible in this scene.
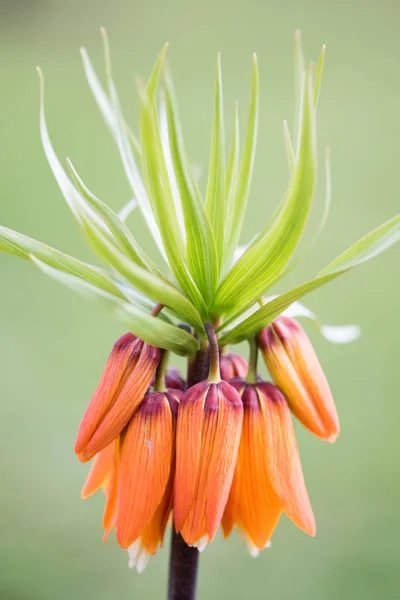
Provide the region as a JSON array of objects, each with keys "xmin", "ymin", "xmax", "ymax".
[
  {"xmin": 75, "ymin": 333, "xmax": 160, "ymax": 461},
  {"xmin": 258, "ymin": 316, "xmax": 339, "ymax": 442}
]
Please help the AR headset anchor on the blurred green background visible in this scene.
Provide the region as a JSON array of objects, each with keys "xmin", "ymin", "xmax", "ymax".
[{"xmin": 1, "ymin": 0, "xmax": 399, "ymax": 599}]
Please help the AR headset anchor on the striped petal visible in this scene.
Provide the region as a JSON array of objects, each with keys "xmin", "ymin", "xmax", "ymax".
[
  {"xmin": 82, "ymin": 343, "xmax": 161, "ymax": 461},
  {"xmin": 175, "ymin": 381, "xmax": 243, "ymax": 547},
  {"xmin": 116, "ymin": 391, "xmax": 175, "ymax": 549},
  {"xmin": 258, "ymin": 316, "xmax": 339, "ymax": 442},
  {"xmin": 257, "ymin": 382, "xmax": 316, "ymax": 536},
  {"xmin": 220, "ymin": 352, "xmax": 248, "ymax": 381},
  {"xmin": 75, "ymin": 333, "xmax": 138, "ymax": 455},
  {"xmin": 222, "ymin": 381, "xmax": 282, "ymax": 551}
]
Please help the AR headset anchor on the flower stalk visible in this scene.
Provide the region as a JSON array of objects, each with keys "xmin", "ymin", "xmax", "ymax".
[{"xmin": 1, "ymin": 26, "xmax": 399, "ymax": 600}]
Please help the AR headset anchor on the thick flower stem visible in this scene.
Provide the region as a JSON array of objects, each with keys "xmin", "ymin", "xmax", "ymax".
[
  {"xmin": 167, "ymin": 531, "xmax": 200, "ymax": 600},
  {"xmin": 167, "ymin": 340, "xmax": 211, "ymax": 600}
]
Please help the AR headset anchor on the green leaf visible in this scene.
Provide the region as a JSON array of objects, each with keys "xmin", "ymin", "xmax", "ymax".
[
  {"xmin": 94, "ymin": 30, "xmax": 166, "ymax": 261},
  {"xmin": 117, "ymin": 198, "xmax": 137, "ymax": 222},
  {"xmin": 67, "ymin": 159, "xmax": 165, "ymax": 279},
  {"xmin": 138, "ymin": 49, "xmax": 208, "ymax": 317},
  {"xmin": 205, "ymin": 54, "xmax": 226, "ymax": 268},
  {"xmin": 223, "ymin": 101, "xmax": 240, "ymax": 271},
  {"xmin": 37, "ymin": 68, "xmax": 121, "ymax": 252},
  {"xmin": 0, "ymin": 226, "xmax": 125, "ymax": 299},
  {"xmin": 293, "ymin": 29, "xmax": 305, "ymax": 148},
  {"xmin": 79, "ymin": 215, "xmax": 206, "ymax": 333},
  {"xmin": 283, "ymin": 119, "xmax": 295, "ymax": 175},
  {"xmin": 218, "ymin": 215, "xmax": 400, "ymax": 344},
  {"xmin": 163, "ymin": 67, "xmax": 218, "ymax": 304},
  {"xmin": 80, "ymin": 39, "xmax": 141, "ymax": 161},
  {"xmin": 213, "ymin": 65, "xmax": 316, "ymax": 317},
  {"xmin": 31, "ymin": 256, "xmax": 199, "ymax": 356},
  {"xmin": 225, "ymin": 54, "xmax": 259, "ymax": 262},
  {"xmin": 313, "ymin": 44, "xmax": 326, "ymax": 110}
]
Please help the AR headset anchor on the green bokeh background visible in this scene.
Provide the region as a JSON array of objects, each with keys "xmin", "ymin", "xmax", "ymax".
[{"xmin": 1, "ymin": 1, "xmax": 399, "ymax": 599}]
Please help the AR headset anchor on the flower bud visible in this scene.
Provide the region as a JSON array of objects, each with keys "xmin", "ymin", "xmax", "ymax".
[
  {"xmin": 174, "ymin": 380, "xmax": 243, "ymax": 549},
  {"xmin": 257, "ymin": 317, "xmax": 339, "ymax": 442},
  {"xmin": 116, "ymin": 389, "xmax": 181, "ymax": 558},
  {"xmin": 222, "ymin": 380, "xmax": 315, "ymax": 554},
  {"xmin": 75, "ymin": 333, "xmax": 161, "ymax": 461},
  {"xmin": 219, "ymin": 352, "xmax": 248, "ymax": 381},
  {"xmin": 164, "ymin": 367, "xmax": 186, "ymax": 391}
]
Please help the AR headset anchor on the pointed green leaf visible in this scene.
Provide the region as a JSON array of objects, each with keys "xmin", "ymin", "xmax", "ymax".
[
  {"xmin": 138, "ymin": 51, "xmax": 208, "ymax": 317},
  {"xmin": 80, "ymin": 40, "xmax": 141, "ymax": 160},
  {"xmin": 79, "ymin": 215, "xmax": 205, "ymax": 333},
  {"xmin": 313, "ymin": 44, "xmax": 326, "ymax": 110},
  {"xmin": 0, "ymin": 226, "xmax": 125, "ymax": 299},
  {"xmin": 205, "ymin": 54, "xmax": 225, "ymax": 267},
  {"xmin": 163, "ymin": 68, "xmax": 218, "ymax": 304},
  {"xmin": 283, "ymin": 119, "xmax": 295, "ymax": 175},
  {"xmin": 219, "ymin": 215, "xmax": 400, "ymax": 343},
  {"xmin": 225, "ymin": 54, "xmax": 259, "ymax": 261},
  {"xmin": 67, "ymin": 159, "xmax": 165, "ymax": 279},
  {"xmin": 31, "ymin": 256, "xmax": 199, "ymax": 355},
  {"xmin": 214, "ymin": 65, "xmax": 316, "ymax": 316},
  {"xmin": 224, "ymin": 101, "xmax": 240, "ymax": 271}
]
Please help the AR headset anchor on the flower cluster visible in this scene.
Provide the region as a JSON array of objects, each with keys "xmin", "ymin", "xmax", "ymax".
[
  {"xmin": 78, "ymin": 315, "xmax": 337, "ymax": 570},
  {"xmin": 1, "ymin": 29, "xmax": 398, "ymax": 581}
]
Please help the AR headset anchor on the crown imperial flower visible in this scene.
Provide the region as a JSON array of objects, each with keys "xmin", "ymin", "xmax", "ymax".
[
  {"xmin": 75, "ymin": 333, "xmax": 161, "ymax": 461},
  {"xmin": 174, "ymin": 379, "xmax": 243, "ymax": 550},
  {"xmin": 258, "ymin": 316, "xmax": 339, "ymax": 441},
  {"xmin": 222, "ymin": 379, "xmax": 315, "ymax": 555},
  {"xmin": 2, "ymin": 26, "xmax": 399, "ymax": 598}
]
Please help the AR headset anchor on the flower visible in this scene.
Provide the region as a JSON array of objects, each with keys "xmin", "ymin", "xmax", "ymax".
[
  {"xmin": 174, "ymin": 379, "xmax": 243, "ymax": 550},
  {"xmin": 81, "ymin": 388, "xmax": 181, "ymax": 572},
  {"xmin": 75, "ymin": 333, "xmax": 160, "ymax": 461},
  {"xmin": 220, "ymin": 352, "xmax": 248, "ymax": 381},
  {"xmin": 258, "ymin": 316, "xmax": 339, "ymax": 442},
  {"xmin": 222, "ymin": 379, "xmax": 315, "ymax": 555}
]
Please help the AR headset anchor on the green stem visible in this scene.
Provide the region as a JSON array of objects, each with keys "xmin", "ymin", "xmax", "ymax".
[
  {"xmin": 204, "ymin": 322, "xmax": 220, "ymax": 382},
  {"xmin": 154, "ymin": 350, "xmax": 168, "ymax": 392},
  {"xmin": 246, "ymin": 338, "xmax": 258, "ymax": 384}
]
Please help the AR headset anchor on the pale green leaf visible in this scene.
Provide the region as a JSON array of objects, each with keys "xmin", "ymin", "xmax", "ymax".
[
  {"xmin": 225, "ymin": 54, "xmax": 259, "ymax": 261},
  {"xmin": 224, "ymin": 101, "xmax": 240, "ymax": 271},
  {"xmin": 214, "ymin": 65, "xmax": 316, "ymax": 316},
  {"xmin": 67, "ymin": 159, "xmax": 165, "ymax": 279},
  {"xmin": 313, "ymin": 44, "xmax": 326, "ymax": 110},
  {"xmin": 219, "ymin": 215, "xmax": 400, "ymax": 343},
  {"xmin": 79, "ymin": 215, "xmax": 205, "ymax": 333},
  {"xmin": 163, "ymin": 68, "xmax": 218, "ymax": 304},
  {"xmin": 138, "ymin": 50, "xmax": 208, "ymax": 317},
  {"xmin": 117, "ymin": 198, "xmax": 137, "ymax": 222},
  {"xmin": 0, "ymin": 226, "xmax": 125, "ymax": 299},
  {"xmin": 205, "ymin": 54, "xmax": 226, "ymax": 267},
  {"xmin": 31, "ymin": 257, "xmax": 199, "ymax": 355},
  {"xmin": 283, "ymin": 119, "xmax": 295, "ymax": 175}
]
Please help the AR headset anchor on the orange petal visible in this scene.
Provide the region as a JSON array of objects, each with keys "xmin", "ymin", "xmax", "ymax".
[
  {"xmin": 258, "ymin": 317, "xmax": 339, "ymax": 442},
  {"xmin": 75, "ymin": 333, "xmax": 139, "ymax": 455},
  {"xmin": 102, "ymin": 436, "xmax": 120, "ymax": 540},
  {"xmin": 82, "ymin": 344, "xmax": 160, "ymax": 461},
  {"xmin": 81, "ymin": 441, "xmax": 115, "ymax": 499},
  {"xmin": 175, "ymin": 381, "xmax": 243, "ymax": 547},
  {"xmin": 222, "ymin": 381, "xmax": 282, "ymax": 550},
  {"xmin": 116, "ymin": 392, "xmax": 174, "ymax": 549},
  {"xmin": 258, "ymin": 382, "xmax": 316, "ymax": 536}
]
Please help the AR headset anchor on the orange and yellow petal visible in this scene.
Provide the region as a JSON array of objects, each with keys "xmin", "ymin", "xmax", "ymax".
[
  {"xmin": 175, "ymin": 381, "xmax": 243, "ymax": 548},
  {"xmin": 116, "ymin": 391, "xmax": 174, "ymax": 549},
  {"xmin": 81, "ymin": 440, "xmax": 115, "ymax": 499},
  {"xmin": 257, "ymin": 382, "xmax": 316, "ymax": 536},
  {"xmin": 220, "ymin": 352, "xmax": 248, "ymax": 381},
  {"xmin": 222, "ymin": 382, "xmax": 282, "ymax": 551},
  {"xmin": 81, "ymin": 343, "xmax": 161, "ymax": 461},
  {"xmin": 258, "ymin": 317, "xmax": 339, "ymax": 442},
  {"xmin": 75, "ymin": 333, "xmax": 138, "ymax": 456}
]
